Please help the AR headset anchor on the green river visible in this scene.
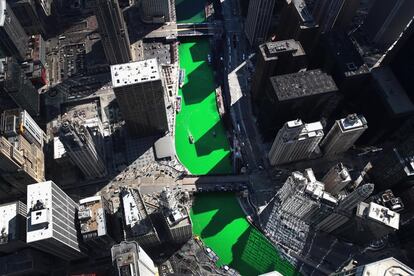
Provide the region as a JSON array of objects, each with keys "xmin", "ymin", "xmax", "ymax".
[{"xmin": 175, "ymin": 1, "xmax": 298, "ymax": 275}]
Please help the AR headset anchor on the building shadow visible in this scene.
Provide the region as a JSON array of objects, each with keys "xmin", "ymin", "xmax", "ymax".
[
  {"xmin": 181, "ymin": 62, "xmax": 216, "ymax": 105},
  {"xmin": 194, "ymin": 120, "xmax": 229, "ymax": 156},
  {"xmin": 176, "ymin": 0, "xmax": 206, "ymax": 23}
]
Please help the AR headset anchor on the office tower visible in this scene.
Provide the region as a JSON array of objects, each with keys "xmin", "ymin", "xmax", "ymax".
[
  {"xmin": 251, "ymin": 40, "xmax": 307, "ymax": 101},
  {"xmin": 111, "ymin": 59, "xmax": 168, "ymax": 137},
  {"xmin": 0, "ymin": 57, "xmax": 40, "ymax": 116},
  {"xmin": 321, "ymin": 114, "xmax": 367, "ymax": 156},
  {"xmin": 0, "ymin": 0, "xmax": 28, "ymax": 61},
  {"xmin": 0, "ymin": 201, "xmax": 27, "ymax": 253},
  {"xmin": 111, "ymin": 241, "xmax": 158, "ymax": 276},
  {"xmin": 362, "ymin": 66, "xmax": 414, "ymax": 144},
  {"xmin": 1, "ymin": 109, "xmax": 45, "ymax": 148},
  {"xmin": 378, "ymin": 189, "xmax": 404, "ymax": 212},
  {"xmin": 315, "ymin": 183, "xmax": 374, "ymax": 232},
  {"xmin": 336, "ymin": 202, "xmax": 399, "ymax": 245},
  {"xmin": 332, "ymin": 257, "xmax": 414, "ymax": 276},
  {"xmin": 0, "ymin": 248, "xmax": 55, "ymax": 275},
  {"xmin": 159, "ymin": 187, "xmax": 192, "ymax": 244},
  {"xmin": 78, "ymin": 196, "xmax": 114, "ymax": 250},
  {"xmin": 322, "ymin": 163, "xmax": 351, "ymax": 195},
  {"xmin": 95, "ymin": 0, "xmax": 132, "ymax": 65},
  {"xmin": 59, "ymin": 115, "xmax": 107, "ymax": 179},
  {"xmin": 140, "ymin": 0, "xmax": 176, "ymax": 23},
  {"xmin": 321, "ymin": 31, "xmax": 370, "ymax": 96},
  {"xmin": 312, "ymin": 0, "xmax": 360, "ymax": 33},
  {"xmin": 257, "ymin": 69, "xmax": 338, "ymax": 138},
  {"xmin": 8, "ymin": 0, "xmax": 47, "ymax": 35},
  {"xmin": 268, "ymin": 119, "xmax": 324, "ymax": 165},
  {"xmin": 369, "ymin": 148, "xmax": 414, "ymax": 191},
  {"xmin": 26, "ymin": 181, "xmax": 86, "ymax": 260},
  {"xmin": 121, "ymin": 188, "xmax": 161, "ymax": 248},
  {"xmin": 244, "ymin": 0, "xmax": 275, "ymax": 46},
  {"xmin": 276, "ymin": 0, "xmax": 319, "ymax": 55},
  {"xmin": 363, "ymin": 0, "xmax": 414, "ymax": 50},
  {"xmin": 0, "ymin": 109, "xmax": 44, "ymax": 192}
]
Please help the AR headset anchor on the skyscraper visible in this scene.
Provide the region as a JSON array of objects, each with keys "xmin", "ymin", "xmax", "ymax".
[
  {"xmin": 0, "ymin": 0, "xmax": 28, "ymax": 61},
  {"xmin": 140, "ymin": 0, "xmax": 176, "ymax": 23},
  {"xmin": 363, "ymin": 0, "xmax": 414, "ymax": 50},
  {"xmin": 257, "ymin": 69, "xmax": 338, "ymax": 138},
  {"xmin": 8, "ymin": 0, "xmax": 47, "ymax": 36},
  {"xmin": 244, "ymin": 0, "xmax": 275, "ymax": 46},
  {"xmin": 312, "ymin": 0, "xmax": 360, "ymax": 33},
  {"xmin": 322, "ymin": 163, "xmax": 351, "ymax": 195},
  {"xmin": 268, "ymin": 119, "xmax": 324, "ymax": 165},
  {"xmin": 320, "ymin": 114, "xmax": 367, "ymax": 156},
  {"xmin": 111, "ymin": 59, "xmax": 168, "ymax": 137},
  {"xmin": 78, "ymin": 196, "xmax": 114, "ymax": 250},
  {"xmin": 251, "ymin": 40, "xmax": 307, "ymax": 101},
  {"xmin": 95, "ymin": 0, "xmax": 132, "ymax": 65},
  {"xmin": 26, "ymin": 181, "xmax": 86, "ymax": 260},
  {"xmin": 111, "ymin": 241, "xmax": 158, "ymax": 276},
  {"xmin": 59, "ymin": 116, "xmax": 107, "ymax": 179},
  {"xmin": 0, "ymin": 57, "xmax": 40, "ymax": 116}
]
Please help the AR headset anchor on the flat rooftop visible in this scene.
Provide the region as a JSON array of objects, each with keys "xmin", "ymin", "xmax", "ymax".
[
  {"xmin": 292, "ymin": 0, "xmax": 315, "ymax": 25},
  {"xmin": 339, "ymin": 114, "xmax": 367, "ymax": 132},
  {"xmin": 0, "ymin": 201, "xmax": 26, "ymax": 243},
  {"xmin": 261, "ymin": 39, "xmax": 305, "ymax": 60},
  {"xmin": 111, "ymin": 59, "xmax": 160, "ymax": 88},
  {"xmin": 271, "ymin": 69, "xmax": 337, "ymax": 101},
  {"xmin": 79, "ymin": 196, "xmax": 108, "ymax": 238},
  {"xmin": 0, "ymin": 0, "xmax": 6, "ymax": 27}
]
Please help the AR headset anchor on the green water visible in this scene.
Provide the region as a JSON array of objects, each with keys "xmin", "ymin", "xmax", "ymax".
[
  {"xmin": 191, "ymin": 193, "xmax": 299, "ymax": 276},
  {"xmin": 176, "ymin": 0, "xmax": 206, "ymax": 23},
  {"xmin": 175, "ymin": 38, "xmax": 232, "ymax": 175}
]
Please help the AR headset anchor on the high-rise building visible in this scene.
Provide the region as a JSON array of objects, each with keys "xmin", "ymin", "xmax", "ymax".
[
  {"xmin": 257, "ymin": 69, "xmax": 338, "ymax": 138},
  {"xmin": 332, "ymin": 257, "xmax": 414, "ymax": 276},
  {"xmin": 312, "ymin": 0, "xmax": 360, "ymax": 33},
  {"xmin": 0, "ymin": 109, "xmax": 44, "ymax": 193},
  {"xmin": 276, "ymin": 0, "xmax": 319, "ymax": 55},
  {"xmin": 159, "ymin": 187, "xmax": 192, "ymax": 244},
  {"xmin": 251, "ymin": 40, "xmax": 307, "ymax": 101},
  {"xmin": 59, "ymin": 115, "xmax": 107, "ymax": 179},
  {"xmin": 95, "ymin": 0, "xmax": 132, "ymax": 65},
  {"xmin": 78, "ymin": 196, "xmax": 114, "ymax": 250},
  {"xmin": 0, "ymin": 201, "xmax": 27, "ymax": 253},
  {"xmin": 321, "ymin": 114, "xmax": 368, "ymax": 156},
  {"xmin": 111, "ymin": 59, "xmax": 168, "ymax": 137},
  {"xmin": 369, "ymin": 148, "xmax": 414, "ymax": 191},
  {"xmin": 321, "ymin": 31, "xmax": 370, "ymax": 97},
  {"xmin": 244, "ymin": 0, "xmax": 275, "ymax": 46},
  {"xmin": 362, "ymin": 0, "xmax": 414, "ymax": 50},
  {"xmin": 322, "ymin": 163, "xmax": 351, "ymax": 195},
  {"xmin": 0, "ymin": 0, "xmax": 28, "ymax": 61},
  {"xmin": 268, "ymin": 119, "xmax": 324, "ymax": 165},
  {"xmin": 336, "ymin": 201, "xmax": 399, "ymax": 245},
  {"xmin": 26, "ymin": 181, "xmax": 86, "ymax": 260},
  {"xmin": 0, "ymin": 57, "xmax": 40, "ymax": 116},
  {"xmin": 0, "ymin": 248, "xmax": 55, "ymax": 276},
  {"xmin": 111, "ymin": 241, "xmax": 158, "ymax": 276},
  {"xmin": 315, "ymin": 183, "xmax": 374, "ymax": 232},
  {"xmin": 140, "ymin": 0, "xmax": 176, "ymax": 23},
  {"xmin": 120, "ymin": 188, "xmax": 161, "ymax": 248},
  {"xmin": 8, "ymin": 0, "xmax": 47, "ymax": 35}
]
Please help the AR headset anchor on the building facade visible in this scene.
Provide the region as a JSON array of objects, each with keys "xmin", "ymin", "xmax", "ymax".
[
  {"xmin": 0, "ymin": 0, "xmax": 28, "ymax": 61},
  {"xmin": 321, "ymin": 114, "xmax": 368, "ymax": 156},
  {"xmin": 26, "ymin": 181, "xmax": 86, "ymax": 260},
  {"xmin": 268, "ymin": 119, "xmax": 324, "ymax": 165},
  {"xmin": 322, "ymin": 163, "xmax": 351, "ymax": 195},
  {"xmin": 95, "ymin": 0, "xmax": 132, "ymax": 65},
  {"xmin": 111, "ymin": 59, "xmax": 168, "ymax": 137},
  {"xmin": 0, "ymin": 201, "xmax": 27, "ymax": 253},
  {"xmin": 244, "ymin": 0, "xmax": 275, "ymax": 46}
]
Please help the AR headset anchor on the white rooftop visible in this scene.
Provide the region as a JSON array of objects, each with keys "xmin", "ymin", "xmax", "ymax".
[
  {"xmin": 26, "ymin": 181, "xmax": 54, "ymax": 242},
  {"xmin": 287, "ymin": 119, "xmax": 303, "ymax": 128},
  {"xmin": 111, "ymin": 59, "xmax": 160, "ymax": 88},
  {"xmin": 357, "ymin": 202, "xmax": 400, "ymax": 229},
  {"xmin": 53, "ymin": 137, "xmax": 66, "ymax": 159},
  {"xmin": 359, "ymin": 257, "xmax": 414, "ymax": 276},
  {"xmin": 339, "ymin": 114, "xmax": 366, "ymax": 131},
  {"xmin": 0, "ymin": 0, "xmax": 6, "ymax": 27}
]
